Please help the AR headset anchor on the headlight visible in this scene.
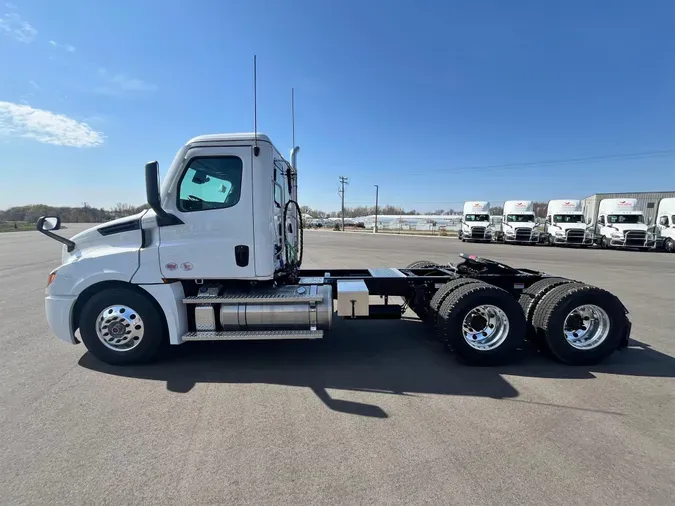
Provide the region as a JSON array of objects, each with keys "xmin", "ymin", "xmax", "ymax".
[
  {"xmin": 611, "ymin": 232, "xmax": 623, "ymax": 239},
  {"xmin": 555, "ymin": 230, "xmax": 565, "ymax": 236},
  {"xmin": 505, "ymin": 229, "xmax": 515, "ymax": 236}
]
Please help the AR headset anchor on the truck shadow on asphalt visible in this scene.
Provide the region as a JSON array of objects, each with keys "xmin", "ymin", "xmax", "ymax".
[{"xmin": 78, "ymin": 318, "xmax": 675, "ymax": 419}]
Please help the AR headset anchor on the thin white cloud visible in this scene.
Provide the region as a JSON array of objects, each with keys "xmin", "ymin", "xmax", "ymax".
[
  {"xmin": 29, "ymin": 80, "xmax": 42, "ymax": 90},
  {"xmin": 5, "ymin": 3, "xmax": 17, "ymax": 10},
  {"xmin": 49, "ymin": 39, "xmax": 75, "ymax": 52},
  {"xmin": 0, "ymin": 101, "xmax": 105, "ymax": 147},
  {"xmin": 0, "ymin": 11, "xmax": 37, "ymax": 43},
  {"xmin": 96, "ymin": 67, "xmax": 157, "ymax": 95}
]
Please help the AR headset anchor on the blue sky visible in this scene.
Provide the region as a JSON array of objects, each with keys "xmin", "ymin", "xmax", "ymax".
[{"xmin": 1, "ymin": 0, "xmax": 674, "ymax": 212}]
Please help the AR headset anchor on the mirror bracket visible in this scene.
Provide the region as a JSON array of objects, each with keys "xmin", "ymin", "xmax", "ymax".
[{"xmin": 36, "ymin": 216, "xmax": 76, "ymax": 252}]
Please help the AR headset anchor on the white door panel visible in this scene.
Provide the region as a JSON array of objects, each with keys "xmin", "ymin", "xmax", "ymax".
[{"xmin": 158, "ymin": 146, "xmax": 255, "ymax": 279}]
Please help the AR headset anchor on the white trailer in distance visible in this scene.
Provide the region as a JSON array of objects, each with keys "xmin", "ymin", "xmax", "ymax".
[
  {"xmin": 492, "ymin": 200, "xmax": 541, "ymax": 244},
  {"xmin": 592, "ymin": 198, "xmax": 655, "ymax": 250},
  {"xmin": 458, "ymin": 201, "xmax": 493, "ymax": 242},
  {"xmin": 37, "ymin": 133, "xmax": 632, "ymax": 368},
  {"xmin": 543, "ymin": 200, "xmax": 593, "ymax": 246},
  {"xmin": 655, "ymin": 197, "xmax": 675, "ymax": 252}
]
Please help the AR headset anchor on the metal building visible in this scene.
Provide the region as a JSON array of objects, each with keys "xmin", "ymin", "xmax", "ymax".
[{"xmin": 582, "ymin": 191, "xmax": 675, "ymax": 224}]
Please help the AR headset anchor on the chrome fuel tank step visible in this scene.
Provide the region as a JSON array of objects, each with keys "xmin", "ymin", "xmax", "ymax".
[{"xmin": 182, "ymin": 329, "xmax": 324, "ymax": 341}]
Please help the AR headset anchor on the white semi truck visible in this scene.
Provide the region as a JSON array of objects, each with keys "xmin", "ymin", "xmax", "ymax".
[
  {"xmin": 655, "ymin": 197, "xmax": 675, "ymax": 253},
  {"xmin": 592, "ymin": 198, "xmax": 655, "ymax": 250},
  {"xmin": 458, "ymin": 201, "xmax": 493, "ymax": 242},
  {"xmin": 543, "ymin": 200, "xmax": 593, "ymax": 246},
  {"xmin": 493, "ymin": 200, "xmax": 541, "ymax": 244},
  {"xmin": 37, "ymin": 133, "xmax": 631, "ymax": 367}
]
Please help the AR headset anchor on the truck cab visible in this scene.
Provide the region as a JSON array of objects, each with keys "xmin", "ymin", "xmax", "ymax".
[
  {"xmin": 459, "ymin": 201, "xmax": 492, "ymax": 242},
  {"xmin": 494, "ymin": 201, "xmax": 541, "ymax": 244},
  {"xmin": 655, "ymin": 197, "xmax": 675, "ymax": 252},
  {"xmin": 543, "ymin": 200, "xmax": 593, "ymax": 246},
  {"xmin": 595, "ymin": 198, "xmax": 654, "ymax": 250}
]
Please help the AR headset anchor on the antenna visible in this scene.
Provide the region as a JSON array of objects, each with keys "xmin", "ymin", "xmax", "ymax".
[
  {"xmin": 253, "ymin": 55, "xmax": 259, "ymax": 157},
  {"xmin": 291, "ymin": 87, "xmax": 295, "ymax": 148}
]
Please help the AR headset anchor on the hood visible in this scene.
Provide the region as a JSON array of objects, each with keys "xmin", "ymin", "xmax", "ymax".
[
  {"xmin": 63, "ymin": 211, "xmax": 148, "ymax": 263},
  {"xmin": 607, "ymin": 223, "xmax": 648, "ymax": 233},
  {"xmin": 463, "ymin": 221, "xmax": 490, "ymax": 227},
  {"xmin": 551, "ymin": 222, "xmax": 587, "ymax": 232},
  {"xmin": 504, "ymin": 222, "xmax": 537, "ymax": 229}
]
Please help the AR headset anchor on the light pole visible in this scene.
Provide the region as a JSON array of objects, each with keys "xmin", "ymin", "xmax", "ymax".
[{"xmin": 374, "ymin": 185, "xmax": 379, "ymax": 233}]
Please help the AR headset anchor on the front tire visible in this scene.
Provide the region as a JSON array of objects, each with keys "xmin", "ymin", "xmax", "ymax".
[
  {"xmin": 79, "ymin": 287, "xmax": 168, "ymax": 365},
  {"xmin": 665, "ymin": 238, "xmax": 675, "ymax": 253},
  {"xmin": 531, "ymin": 284, "xmax": 629, "ymax": 365},
  {"xmin": 437, "ymin": 283, "xmax": 526, "ymax": 365}
]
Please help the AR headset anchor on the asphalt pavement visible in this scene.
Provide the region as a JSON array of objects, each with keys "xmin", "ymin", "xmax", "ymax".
[{"xmin": 1, "ymin": 225, "xmax": 674, "ymax": 505}]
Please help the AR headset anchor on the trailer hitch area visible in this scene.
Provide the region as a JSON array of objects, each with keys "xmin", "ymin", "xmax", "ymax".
[{"xmin": 457, "ymin": 253, "xmax": 518, "ymax": 274}]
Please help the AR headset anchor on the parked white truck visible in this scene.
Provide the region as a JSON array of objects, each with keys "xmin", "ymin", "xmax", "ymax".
[
  {"xmin": 36, "ymin": 133, "xmax": 631, "ymax": 367},
  {"xmin": 493, "ymin": 201, "xmax": 541, "ymax": 244},
  {"xmin": 655, "ymin": 197, "xmax": 675, "ymax": 252},
  {"xmin": 592, "ymin": 198, "xmax": 655, "ymax": 250},
  {"xmin": 458, "ymin": 201, "xmax": 493, "ymax": 242},
  {"xmin": 543, "ymin": 200, "xmax": 593, "ymax": 246}
]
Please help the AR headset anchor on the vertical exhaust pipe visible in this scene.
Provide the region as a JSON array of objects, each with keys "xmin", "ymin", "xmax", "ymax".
[{"xmin": 290, "ymin": 146, "xmax": 300, "ymax": 169}]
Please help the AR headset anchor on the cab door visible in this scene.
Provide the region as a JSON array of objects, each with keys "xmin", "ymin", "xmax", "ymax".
[{"xmin": 158, "ymin": 146, "xmax": 256, "ymax": 279}]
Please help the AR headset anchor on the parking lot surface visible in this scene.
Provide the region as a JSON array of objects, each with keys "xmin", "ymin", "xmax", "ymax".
[{"xmin": 1, "ymin": 225, "xmax": 674, "ymax": 505}]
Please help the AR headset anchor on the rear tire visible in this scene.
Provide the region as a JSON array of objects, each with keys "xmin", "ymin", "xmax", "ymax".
[
  {"xmin": 429, "ymin": 278, "xmax": 483, "ymax": 331},
  {"xmin": 79, "ymin": 287, "xmax": 168, "ymax": 365},
  {"xmin": 437, "ymin": 283, "xmax": 526, "ymax": 365},
  {"xmin": 531, "ymin": 283, "xmax": 628, "ymax": 365},
  {"xmin": 518, "ymin": 277, "xmax": 580, "ymax": 343},
  {"xmin": 404, "ymin": 260, "xmax": 437, "ymax": 320}
]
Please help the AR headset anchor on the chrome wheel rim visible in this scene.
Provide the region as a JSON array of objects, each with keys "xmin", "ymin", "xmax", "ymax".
[
  {"xmin": 95, "ymin": 305, "xmax": 144, "ymax": 352},
  {"xmin": 461, "ymin": 304, "xmax": 510, "ymax": 350},
  {"xmin": 563, "ymin": 304, "xmax": 610, "ymax": 350}
]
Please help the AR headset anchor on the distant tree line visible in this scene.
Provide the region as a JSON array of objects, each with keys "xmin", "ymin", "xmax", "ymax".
[
  {"xmin": 1, "ymin": 200, "xmax": 546, "ymax": 225},
  {"xmin": 300, "ymin": 203, "xmax": 547, "ymax": 219},
  {"xmin": 0, "ymin": 202, "xmax": 149, "ymax": 224}
]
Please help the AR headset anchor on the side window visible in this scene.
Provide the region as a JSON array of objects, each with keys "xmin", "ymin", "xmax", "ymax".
[
  {"xmin": 598, "ymin": 215, "xmax": 605, "ymax": 225},
  {"xmin": 659, "ymin": 216, "xmax": 669, "ymax": 226},
  {"xmin": 177, "ymin": 156, "xmax": 242, "ymax": 212}
]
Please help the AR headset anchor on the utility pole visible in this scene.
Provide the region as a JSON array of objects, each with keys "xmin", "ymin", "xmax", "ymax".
[
  {"xmin": 374, "ymin": 184, "xmax": 379, "ymax": 233},
  {"xmin": 338, "ymin": 176, "xmax": 349, "ymax": 231}
]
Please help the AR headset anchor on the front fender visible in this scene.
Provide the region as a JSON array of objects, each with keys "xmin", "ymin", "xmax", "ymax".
[{"xmin": 48, "ymin": 246, "xmax": 140, "ymax": 297}]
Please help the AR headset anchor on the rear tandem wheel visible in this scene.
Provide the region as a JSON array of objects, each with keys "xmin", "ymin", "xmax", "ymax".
[
  {"xmin": 530, "ymin": 283, "xmax": 630, "ymax": 365},
  {"xmin": 436, "ymin": 282, "xmax": 526, "ymax": 365}
]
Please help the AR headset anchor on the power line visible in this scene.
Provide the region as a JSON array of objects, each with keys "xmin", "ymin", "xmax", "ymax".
[{"xmin": 409, "ymin": 148, "xmax": 675, "ymax": 175}]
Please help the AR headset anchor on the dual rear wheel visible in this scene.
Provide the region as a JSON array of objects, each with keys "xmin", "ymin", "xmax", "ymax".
[{"xmin": 425, "ymin": 275, "xmax": 629, "ymax": 366}]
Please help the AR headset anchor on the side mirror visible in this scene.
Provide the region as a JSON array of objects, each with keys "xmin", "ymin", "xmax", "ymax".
[
  {"xmin": 145, "ymin": 161, "xmax": 183, "ymax": 226},
  {"xmin": 40, "ymin": 216, "xmax": 61, "ymax": 231},
  {"xmin": 145, "ymin": 161, "xmax": 161, "ymax": 211},
  {"xmin": 36, "ymin": 215, "xmax": 75, "ymax": 251}
]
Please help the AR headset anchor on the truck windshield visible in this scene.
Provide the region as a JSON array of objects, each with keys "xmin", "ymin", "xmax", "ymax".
[
  {"xmin": 607, "ymin": 214, "xmax": 644, "ymax": 224},
  {"xmin": 465, "ymin": 214, "xmax": 489, "ymax": 222},
  {"xmin": 506, "ymin": 214, "xmax": 534, "ymax": 222},
  {"xmin": 553, "ymin": 214, "xmax": 584, "ymax": 223}
]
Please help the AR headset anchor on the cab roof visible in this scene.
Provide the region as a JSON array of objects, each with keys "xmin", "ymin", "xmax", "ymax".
[{"xmin": 187, "ymin": 133, "xmax": 273, "ymax": 145}]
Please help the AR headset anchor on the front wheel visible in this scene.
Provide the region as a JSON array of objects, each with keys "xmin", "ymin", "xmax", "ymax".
[
  {"xmin": 79, "ymin": 287, "xmax": 168, "ymax": 365},
  {"xmin": 665, "ymin": 238, "xmax": 675, "ymax": 253}
]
